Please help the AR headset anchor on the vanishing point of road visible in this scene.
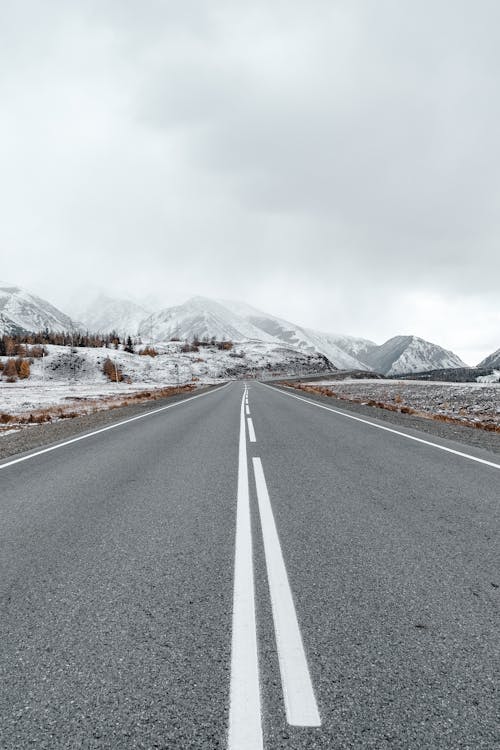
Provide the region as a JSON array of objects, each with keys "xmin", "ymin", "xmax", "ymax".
[{"xmin": 1, "ymin": 382, "xmax": 499, "ymax": 749}]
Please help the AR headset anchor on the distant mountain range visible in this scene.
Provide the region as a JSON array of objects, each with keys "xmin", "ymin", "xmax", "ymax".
[
  {"xmin": 137, "ymin": 297, "xmax": 471, "ymax": 374},
  {"xmin": 0, "ymin": 282, "xmax": 497, "ymax": 376}
]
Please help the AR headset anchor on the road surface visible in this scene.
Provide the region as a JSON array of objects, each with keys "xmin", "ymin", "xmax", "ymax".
[{"xmin": 1, "ymin": 382, "xmax": 499, "ymax": 749}]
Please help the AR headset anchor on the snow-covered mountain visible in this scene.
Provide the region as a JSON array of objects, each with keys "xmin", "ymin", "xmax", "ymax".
[
  {"xmin": 78, "ymin": 294, "xmax": 151, "ymax": 336},
  {"xmin": 0, "ymin": 284, "xmax": 474, "ymax": 378},
  {"xmin": 477, "ymin": 347, "xmax": 500, "ymax": 369},
  {"xmin": 219, "ymin": 300, "xmax": 374, "ymax": 370},
  {"xmin": 0, "ymin": 281, "xmax": 76, "ymax": 335},
  {"xmin": 361, "ymin": 335, "xmax": 468, "ymax": 376},
  {"xmin": 139, "ymin": 297, "xmax": 372, "ymax": 369},
  {"xmin": 139, "ymin": 297, "xmax": 280, "ymax": 345}
]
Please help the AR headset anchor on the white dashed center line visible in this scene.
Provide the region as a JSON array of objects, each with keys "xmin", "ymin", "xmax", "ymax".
[{"xmin": 247, "ymin": 417, "xmax": 256, "ymax": 443}]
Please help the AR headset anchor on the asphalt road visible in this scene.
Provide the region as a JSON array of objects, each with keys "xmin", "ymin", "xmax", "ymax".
[{"xmin": 0, "ymin": 381, "xmax": 498, "ymax": 749}]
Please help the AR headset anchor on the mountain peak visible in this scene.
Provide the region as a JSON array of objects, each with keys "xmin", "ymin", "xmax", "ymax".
[
  {"xmin": 0, "ymin": 282, "xmax": 76, "ymax": 335},
  {"xmin": 361, "ymin": 334, "xmax": 468, "ymax": 375}
]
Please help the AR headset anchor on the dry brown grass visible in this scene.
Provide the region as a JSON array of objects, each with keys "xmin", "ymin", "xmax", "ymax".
[
  {"xmin": 284, "ymin": 383, "xmax": 500, "ymax": 434},
  {"xmin": 0, "ymin": 385, "xmax": 197, "ymax": 431}
]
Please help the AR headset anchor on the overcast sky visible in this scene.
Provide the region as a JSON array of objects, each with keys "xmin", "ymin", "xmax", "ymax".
[{"xmin": 1, "ymin": 1, "xmax": 499, "ymax": 364}]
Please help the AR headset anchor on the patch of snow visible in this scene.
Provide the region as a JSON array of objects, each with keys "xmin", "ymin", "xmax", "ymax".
[{"xmin": 477, "ymin": 369, "xmax": 500, "ymax": 383}]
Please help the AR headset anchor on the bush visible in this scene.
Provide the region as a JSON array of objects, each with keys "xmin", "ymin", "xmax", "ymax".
[
  {"xmin": 102, "ymin": 357, "xmax": 123, "ymax": 382},
  {"xmin": 3, "ymin": 358, "xmax": 18, "ymax": 381},
  {"xmin": 139, "ymin": 347, "xmax": 158, "ymax": 357},
  {"xmin": 29, "ymin": 345, "xmax": 47, "ymax": 358}
]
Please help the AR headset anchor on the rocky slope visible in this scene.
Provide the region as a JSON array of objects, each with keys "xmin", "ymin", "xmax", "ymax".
[{"xmin": 478, "ymin": 347, "xmax": 500, "ymax": 369}]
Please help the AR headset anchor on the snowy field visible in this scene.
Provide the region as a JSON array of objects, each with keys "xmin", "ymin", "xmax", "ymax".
[
  {"xmin": 299, "ymin": 378, "xmax": 500, "ymax": 429},
  {"xmin": 0, "ymin": 340, "xmax": 330, "ymax": 431}
]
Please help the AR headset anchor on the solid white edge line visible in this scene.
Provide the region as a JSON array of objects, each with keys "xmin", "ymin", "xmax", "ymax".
[
  {"xmin": 247, "ymin": 417, "xmax": 257, "ymax": 443},
  {"xmin": 0, "ymin": 383, "xmax": 231, "ymax": 470},
  {"xmin": 252, "ymin": 457, "xmax": 321, "ymax": 727},
  {"xmin": 228, "ymin": 391, "xmax": 263, "ymax": 750},
  {"xmin": 260, "ymin": 383, "xmax": 500, "ymax": 471}
]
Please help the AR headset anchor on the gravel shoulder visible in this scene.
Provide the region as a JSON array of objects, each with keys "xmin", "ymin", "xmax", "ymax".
[
  {"xmin": 275, "ymin": 383, "xmax": 500, "ymax": 456},
  {"xmin": 0, "ymin": 384, "xmax": 222, "ymax": 462}
]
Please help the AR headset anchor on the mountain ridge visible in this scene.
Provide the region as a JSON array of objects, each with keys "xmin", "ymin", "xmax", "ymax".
[
  {"xmin": 0, "ymin": 283, "xmax": 477, "ymax": 376},
  {"xmin": 0, "ymin": 282, "xmax": 76, "ymax": 335}
]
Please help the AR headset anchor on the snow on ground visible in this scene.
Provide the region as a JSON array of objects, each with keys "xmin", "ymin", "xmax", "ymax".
[
  {"xmin": 477, "ymin": 369, "xmax": 500, "ymax": 383},
  {"xmin": 0, "ymin": 340, "xmax": 331, "ymax": 428},
  {"xmin": 301, "ymin": 378, "xmax": 500, "ymax": 428}
]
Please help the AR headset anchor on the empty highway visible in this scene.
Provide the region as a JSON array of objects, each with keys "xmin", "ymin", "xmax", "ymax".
[{"xmin": 1, "ymin": 382, "xmax": 499, "ymax": 749}]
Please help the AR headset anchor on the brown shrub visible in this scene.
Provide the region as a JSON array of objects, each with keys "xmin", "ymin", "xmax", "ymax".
[
  {"xmin": 28, "ymin": 413, "xmax": 52, "ymax": 423},
  {"xmin": 29, "ymin": 345, "xmax": 47, "ymax": 358},
  {"xmin": 102, "ymin": 357, "xmax": 123, "ymax": 382},
  {"xmin": 139, "ymin": 347, "xmax": 158, "ymax": 357},
  {"xmin": 3, "ymin": 358, "xmax": 18, "ymax": 380},
  {"xmin": 16, "ymin": 358, "xmax": 31, "ymax": 379}
]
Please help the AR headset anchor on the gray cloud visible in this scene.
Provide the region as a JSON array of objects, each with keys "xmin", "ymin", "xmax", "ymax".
[{"xmin": 1, "ymin": 0, "xmax": 499, "ymax": 363}]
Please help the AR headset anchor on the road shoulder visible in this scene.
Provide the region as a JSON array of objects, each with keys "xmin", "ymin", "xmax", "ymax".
[
  {"xmin": 268, "ymin": 382, "xmax": 500, "ymax": 457},
  {"xmin": 0, "ymin": 384, "xmax": 224, "ymax": 462}
]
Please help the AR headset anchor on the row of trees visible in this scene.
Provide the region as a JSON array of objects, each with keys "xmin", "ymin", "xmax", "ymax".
[
  {"xmin": 0, "ymin": 332, "xmax": 135, "ymax": 354},
  {"xmin": 1, "ymin": 332, "xmax": 235, "ymax": 357}
]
